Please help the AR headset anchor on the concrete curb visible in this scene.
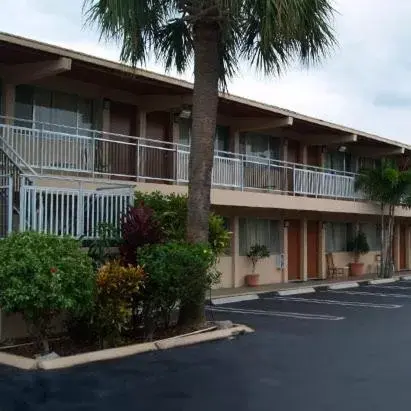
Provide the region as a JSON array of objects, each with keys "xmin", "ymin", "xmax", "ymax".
[
  {"xmin": 277, "ymin": 287, "xmax": 315, "ymax": 296},
  {"xmin": 155, "ymin": 325, "xmax": 253, "ymax": 350},
  {"xmin": 400, "ymin": 275, "xmax": 411, "ymax": 281},
  {"xmin": 368, "ymin": 278, "xmax": 398, "ymax": 285},
  {"xmin": 328, "ymin": 282, "xmax": 359, "ymax": 290},
  {"xmin": 0, "ymin": 324, "xmax": 253, "ymax": 371},
  {"xmin": 38, "ymin": 342, "xmax": 158, "ymax": 370},
  {"xmin": 0, "ymin": 352, "xmax": 37, "ymax": 370},
  {"xmin": 211, "ymin": 294, "xmax": 259, "ymax": 305}
]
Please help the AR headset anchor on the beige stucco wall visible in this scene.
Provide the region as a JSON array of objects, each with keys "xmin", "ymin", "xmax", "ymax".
[
  {"xmin": 331, "ymin": 251, "xmax": 380, "ymax": 275},
  {"xmin": 1, "ymin": 311, "xmax": 65, "ymax": 341},
  {"xmin": 236, "ymin": 255, "xmax": 282, "ymax": 287},
  {"xmin": 215, "ymin": 256, "xmax": 233, "ymax": 289}
]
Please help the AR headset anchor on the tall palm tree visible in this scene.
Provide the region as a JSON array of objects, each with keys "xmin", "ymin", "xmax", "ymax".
[
  {"xmin": 355, "ymin": 159, "xmax": 411, "ymax": 278},
  {"xmin": 84, "ymin": 0, "xmax": 336, "ymax": 325}
]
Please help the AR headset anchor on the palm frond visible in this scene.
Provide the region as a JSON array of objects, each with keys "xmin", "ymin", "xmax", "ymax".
[{"xmin": 155, "ymin": 18, "xmax": 193, "ymax": 73}]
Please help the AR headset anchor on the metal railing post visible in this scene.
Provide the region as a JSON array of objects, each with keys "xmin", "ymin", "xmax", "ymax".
[
  {"xmin": 174, "ymin": 144, "xmax": 178, "ymax": 183},
  {"xmin": 19, "ymin": 177, "xmax": 25, "ymax": 232},
  {"xmin": 77, "ymin": 184, "xmax": 84, "ymax": 238},
  {"xmin": 39, "ymin": 124, "xmax": 44, "ymax": 174},
  {"xmin": 136, "ymin": 139, "xmax": 140, "ymax": 181},
  {"xmin": 91, "ymin": 130, "xmax": 96, "ymax": 178},
  {"xmin": 7, "ymin": 175, "xmax": 12, "ymax": 234}
]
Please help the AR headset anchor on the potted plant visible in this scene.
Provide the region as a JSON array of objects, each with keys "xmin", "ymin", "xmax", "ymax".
[
  {"xmin": 245, "ymin": 244, "xmax": 270, "ymax": 286},
  {"xmin": 347, "ymin": 231, "xmax": 370, "ymax": 276}
]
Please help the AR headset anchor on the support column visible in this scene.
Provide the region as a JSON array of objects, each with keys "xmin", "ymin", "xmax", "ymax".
[
  {"xmin": 282, "ymin": 219, "xmax": 289, "ymax": 283},
  {"xmin": 406, "ymin": 226, "xmax": 411, "ymax": 270},
  {"xmin": 230, "ymin": 129, "xmax": 240, "ymax": 153},
  {"xmin": 102, "ymin": 100, "xmax": 110, "ymax": 133},
  {"xmin": 137, "ymin": 110, "xmax": 147, "ymax": 180},
  {"xmin": 301, "ymin": 218, "xmax": 308, "ymax": 281},
  {"xmin": 231, "ymin": 216, "xmax": 240, "ymax": 288},
  {"xmin": 319, "ymin": 146, "xmax": 326, "ymax": 168},
  {"xmin": 394, "ymin": 223, "xmax": 400, "ymax": 271},
  {"xmin": 299, "ymin": 144, "xmax": 308, "ymax": 165},
  {"xmin": 319, "ymin": 221, "xmax": 327, "ymax": 279},
  {"xmin": 2, "ymin": 83, "xmax": 15, "ymax": 122},
  {"xmin": 282, "ymin": 138, "xmax": 288, "ymax": 193}
]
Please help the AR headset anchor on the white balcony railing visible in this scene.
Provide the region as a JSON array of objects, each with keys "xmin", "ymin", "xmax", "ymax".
[
  {"xmin": 20, "ymin": 177, "xmax": 134, "ymax": 238},
  {"xmin": 0, "ymin": 119, "xmax": 362, "ymax": 201}
]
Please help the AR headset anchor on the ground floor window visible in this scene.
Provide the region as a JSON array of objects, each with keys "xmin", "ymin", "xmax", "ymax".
[
  {"xmin": 359, "ymin": 222, "xmax": 381, "ymax": 251},
  {"xmin": 325, "ymin": 222, "xmax": 353, "ymax": 252},
  {"xmin": 239, "ymin": 218, "xmax": 280, "ymax": 256}
]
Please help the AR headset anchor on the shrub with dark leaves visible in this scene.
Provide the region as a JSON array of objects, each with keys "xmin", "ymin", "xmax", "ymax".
[{"xmin": 119, "ymin": 203, "xmax": 163, "ymax": 265}]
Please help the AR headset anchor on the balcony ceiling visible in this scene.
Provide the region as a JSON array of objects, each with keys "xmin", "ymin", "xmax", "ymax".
[{"xmin": 0, "ymin": 33, "xmax": 409, "ymax": 156}]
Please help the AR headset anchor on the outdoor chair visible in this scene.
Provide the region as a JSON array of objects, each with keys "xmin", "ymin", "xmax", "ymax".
[{"xmin": 326, "ymin": 253, "xmax": 346, "ymax": 279}]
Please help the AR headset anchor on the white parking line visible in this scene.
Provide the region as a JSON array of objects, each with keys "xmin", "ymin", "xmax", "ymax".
[
  {"xmin": 368, "ymin": 278, "xmax": 398, "ymax": 285},
  {"xmin": 212, "ymin": 294, "xmax": 259, "ymax": 305},
  {"xmin": 329, "ymin": 290, "xmax": 411, "ymax": 299},
  {"xmin": 277, "ymin": 287, "xmax": 316, "ymax": 296},
  {"xmin": 207, "ymin": 306, "xmax": 345, "ymax": 321},
  {"xmin": 366, "ymin": 284, "xmax": 411, "ymax": 290},
  {"xmin": 328, "ymin": 282, "xmax": 359, "ymax": 290},
  {"xmin": 264, "ymin": 296, "xmax": 401, "ymax": 309}
]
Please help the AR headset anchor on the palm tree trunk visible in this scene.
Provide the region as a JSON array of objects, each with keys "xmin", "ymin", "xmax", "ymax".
[
  {"xmin": 384, "ymin": 205, "xmax": 395, "ymax": 277},
  {"xmin": 379, "ymin": 203, "xmax": 384, "ymax": 278},
  {"xmin": 179, "ymin": 22, "xmax": 220, "ymax": 327}
]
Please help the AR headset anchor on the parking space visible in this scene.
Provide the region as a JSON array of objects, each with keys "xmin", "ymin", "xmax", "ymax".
[
  {"xmin": 4, "ymin": 279, "xmax": 411, "ymax": 411},
  {"xmin": 209, "ymin": 280, "xmax": 411, "ymax": 325}
]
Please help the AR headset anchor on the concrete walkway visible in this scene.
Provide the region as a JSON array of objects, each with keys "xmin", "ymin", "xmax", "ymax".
[{"xmin": 211, "ymin": 271, "xmax": 411, "ymax": 299}]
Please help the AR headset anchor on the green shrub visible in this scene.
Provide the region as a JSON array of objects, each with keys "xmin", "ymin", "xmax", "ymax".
[
  {"xmin": 135, "ymin": 191, "xmax": 187, "ymax": 242},
  {"xmin": 137, "ymin": 242, "xmax": 218, "ymax": 334},
  {"xmin": 95, "ymin": 260, "xmax": 145, "ymax": 347},
  {"xmin": 0, "ymin": 232, "xmax": 95, "ymax": 353},
  {"xmin": 247, "ymin": 244, "xmax": 270, "ymax": 274},
  {"xmin": 208, "ymin": 213, "xmax": 231, "ymax": 256},
  {"xmin": 347, "ymin": 231, "xmax": 370, "ymax": 263},
  {"xmin": 85, "ymin": 223, "xmax": 122, "ymax": 269},
  {"xmin": 134, "ymin": 191, "xmax": 231, "ymax": 257}
]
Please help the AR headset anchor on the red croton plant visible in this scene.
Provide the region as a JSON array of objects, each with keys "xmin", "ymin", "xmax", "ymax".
[{"xmin": 119, "ymin": 202, "xmax": 164, "ymax": 265}]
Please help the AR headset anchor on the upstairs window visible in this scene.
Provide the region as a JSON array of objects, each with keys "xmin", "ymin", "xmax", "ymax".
[
  {"xmin": 178, "ymin": 120, "xmax": 229, "ymax": 153},
  {"xmin": 15, "ymin": 85, "xmax": 97, "ymax": 135},
  {"xmin": 240, "ymin": 132, "xmax": 280, "ymax": 161}
]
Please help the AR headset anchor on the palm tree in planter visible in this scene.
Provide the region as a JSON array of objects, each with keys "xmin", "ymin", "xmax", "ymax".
[
  {"xmin": 246, "ymin": 244, "xmax": 270, "ymax": 287},
  {"xmin": 355, "ymin": 159, "xmax": 411, "ymax": 278},
  {"xmin": 84, "ymin": 0, "xmax": 336, "ymax": 326},
  {"xmin": 346, "ymin": 231, "xmax": 370, "ymax": 276}
]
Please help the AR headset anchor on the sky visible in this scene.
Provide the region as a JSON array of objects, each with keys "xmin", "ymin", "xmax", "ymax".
[{"xmin": 1, "ymin": 0, "xmax": 411, "ymax": 143}]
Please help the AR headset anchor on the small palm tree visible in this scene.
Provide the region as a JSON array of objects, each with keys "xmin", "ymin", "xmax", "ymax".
[
  {"xmin": 355, "ymin": 159, "xmax": 411, "ymax": 278},
  {"xmin": 84, "ymin": 0, "xmax": 336, "ymax": 326}
]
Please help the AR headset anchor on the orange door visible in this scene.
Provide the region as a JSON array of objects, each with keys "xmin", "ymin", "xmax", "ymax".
[
  {"xmin": 109, "ymin": 102, "xmax": 136, "ymax": 179},
  {"xmin": 400, "ymin": 225, "xmax": 407, "ymax": 270},
  {"xmin": 287, "ymin": 220, "xmax": 301, "ymax": 280},
  {"xmin": 307, "ymin": 147, "xmax": 320, "ymax": 167},
  {"xmin": 307, "ymin": 221, "xmax": 320, "ymax": 279},
  {"xmin": 145, "ymin": 112, "xmax": 172, "ymax": 181}
]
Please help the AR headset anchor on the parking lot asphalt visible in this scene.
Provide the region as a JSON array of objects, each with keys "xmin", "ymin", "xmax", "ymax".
[{"xmin": 3, "ymin": 281, "xmax": 411, "ymax": 410}]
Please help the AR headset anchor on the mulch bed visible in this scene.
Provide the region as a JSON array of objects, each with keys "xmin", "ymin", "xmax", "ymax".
[{"xmin": 0, "ymin": 323, "xmax": 214, "ymax": 359}]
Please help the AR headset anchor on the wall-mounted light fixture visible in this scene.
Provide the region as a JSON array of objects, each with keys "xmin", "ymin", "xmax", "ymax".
[
  {"xmin": 338, "ymin": 145, "xmax": 347, "ymax": 153},
  {"xmin": 179, "ymin": 109, "xmax": 192, "ymax": 119}
]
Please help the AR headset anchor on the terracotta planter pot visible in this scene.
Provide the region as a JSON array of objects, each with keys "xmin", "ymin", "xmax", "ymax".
[
  {"xmin": 245, "ymin": 274, "xmax": 260, "ymax": 287},
  {"xmin": 350, "ymin": 262, "xmax": 364, "ymax": 277}
]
